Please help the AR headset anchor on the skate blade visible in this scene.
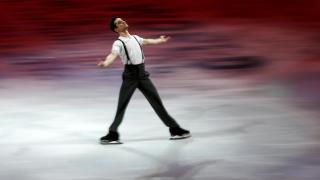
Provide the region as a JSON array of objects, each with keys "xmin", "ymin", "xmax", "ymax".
[
  {"xmin": 100, "ymin": 140, "xmax": 123, "ymax": 145},
  {"xmin": 170, "ymin": 134, "xmax": 191, "ymax": 140}
]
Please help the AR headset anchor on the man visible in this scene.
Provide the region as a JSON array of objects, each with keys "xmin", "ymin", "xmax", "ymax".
[{"xmin": 97, "ymin": 17, "xmax": 190, "ymax": 144}]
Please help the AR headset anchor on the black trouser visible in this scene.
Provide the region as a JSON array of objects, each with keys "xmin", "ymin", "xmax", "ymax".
[{"xmin": 109, "ymin": 63, "xmax": 180, "ymax": 132}]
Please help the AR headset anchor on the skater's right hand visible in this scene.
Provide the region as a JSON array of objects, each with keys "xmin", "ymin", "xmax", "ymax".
[
  {"xmin": 97, "ymin": 52, "xmax": 118, "ymax": 68},
  {"xmin": 97, "ymin": 58, "xmax": 106, "ymax": 68}
]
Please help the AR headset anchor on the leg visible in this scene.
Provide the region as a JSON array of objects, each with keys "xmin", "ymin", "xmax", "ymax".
[
  {"xmin": 138, "ymin": 78, "xmax": 180, "ymax": 128},
  {"xmin": 109, "ymin": 79, "xmax": 138, "ymax": 132}
]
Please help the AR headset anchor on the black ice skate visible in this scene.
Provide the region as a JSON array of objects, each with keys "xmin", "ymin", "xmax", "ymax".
[
  {"xmin": 100, "ymin": 131, "xmax": 122, "ymax": 144},
  {"xmin": 169, "ymin": 127, "xmax": 191, "ymax": 140}
]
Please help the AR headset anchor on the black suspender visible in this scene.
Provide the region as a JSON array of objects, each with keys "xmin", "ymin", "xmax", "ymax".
[
  {"xmin": 117, "ymin": 39, "xmax": 131, "ymax": 64},
  {"xmin": 117, "ymin": 36, "xmax": 144, "ymax": 65},
  {"xmin": 132, "ymin": 35, "xmax": 145, "ymax": 61}
]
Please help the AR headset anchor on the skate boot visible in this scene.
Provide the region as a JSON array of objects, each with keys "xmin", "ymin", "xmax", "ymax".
[
  {"xmin": 169, "ymin": 127, "xmax": 191, "ymax": 140},
  {"xmin": 100, "ymin": 131, "xmax": 122, "ymax": 144}
]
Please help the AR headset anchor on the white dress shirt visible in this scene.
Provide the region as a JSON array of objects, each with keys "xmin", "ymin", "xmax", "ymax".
[{"xmin": 111, "ymin": 35, "xmax": 144, "ymax": 65}]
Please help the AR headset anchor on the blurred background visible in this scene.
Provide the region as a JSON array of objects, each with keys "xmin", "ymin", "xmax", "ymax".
[
  {"xmin": 1, "ymin": 0, "xmax": 320, "ymax": 180},
  {"xmin": 1, "ymin": 0, "xmax": 320, "ymax": 109}
]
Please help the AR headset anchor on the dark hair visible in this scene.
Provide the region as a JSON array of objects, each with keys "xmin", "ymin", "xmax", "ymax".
[{"xmin": 109, "ymin": 16, "xmax": 118, "ymax": 32}]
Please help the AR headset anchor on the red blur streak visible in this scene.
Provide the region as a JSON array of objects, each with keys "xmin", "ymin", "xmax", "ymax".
[{"xmin": 1, "ymin": 0, "xmax": 320, "ymax": 51}]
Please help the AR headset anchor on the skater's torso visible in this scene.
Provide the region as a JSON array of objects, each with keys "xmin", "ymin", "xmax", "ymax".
[
  {"xmin": 112, "ymin": 35, "xmax": 145, "ymax": 65},
  {"xmin": 112, "ymin": 34, "xmax": 149, "ymax": 79}
]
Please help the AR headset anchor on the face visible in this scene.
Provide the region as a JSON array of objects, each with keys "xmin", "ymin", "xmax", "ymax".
[{"xmin": 114, "ymin": 18, "xmax": 128, "ymax": 32}]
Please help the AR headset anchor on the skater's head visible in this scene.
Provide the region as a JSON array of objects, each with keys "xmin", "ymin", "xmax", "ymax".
[{"xmin": 109, "ymin": 17, "xmax": 129, "ymax": 33}]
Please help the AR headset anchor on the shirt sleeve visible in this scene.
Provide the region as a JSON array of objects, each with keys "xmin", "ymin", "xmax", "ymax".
[
  {"xmin": 133, "ymin": 35, "xmax": 144, "ymax": 46},
  {"xmin": 111, "ymin": 40, "xmax": 122, "ymax": 55}
]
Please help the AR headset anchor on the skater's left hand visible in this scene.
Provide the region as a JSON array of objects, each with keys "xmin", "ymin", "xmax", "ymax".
[{"xmin": 160, "ymin": 35, "xmax": 170, "ymax": 43}]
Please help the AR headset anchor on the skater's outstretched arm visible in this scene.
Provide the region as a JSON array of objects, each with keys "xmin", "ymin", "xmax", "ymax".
[
  {"xmin": 143, "ymin": 35, "xmax": 170, "ymax": 45},
  {"xmin": 97, "ymin": 51, "xmax": 118, "ymax": 68}
]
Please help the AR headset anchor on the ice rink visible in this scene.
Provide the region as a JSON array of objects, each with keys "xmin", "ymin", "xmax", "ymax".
[{"xmin": 1, "ymin": 68, "xmax": 320, "ymax": 180}]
